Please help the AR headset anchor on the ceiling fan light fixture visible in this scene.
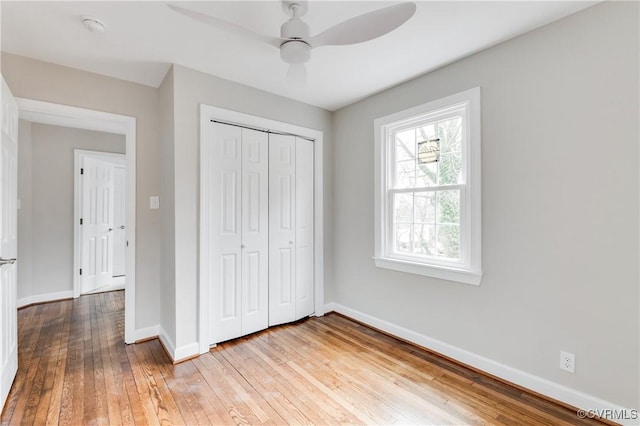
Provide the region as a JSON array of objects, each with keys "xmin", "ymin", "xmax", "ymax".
[
  {"xmin": 280, "ymin": 40, "xmax": 310, "ymax": 64},
  {"xmin": 286, "ymin": 63, "xmax": 307, "ymax": 86}
]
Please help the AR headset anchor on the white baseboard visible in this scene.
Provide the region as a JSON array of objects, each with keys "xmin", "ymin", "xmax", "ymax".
[
  {"xmin": 325, "ymin": 302, "xmax": 636, "ymax": 425},
  {"xmin": 158, "ymin": 326, "xmax": 176, "ymax": 361},
  {"xmin": 174, "ymin": 342, "xmax": 200, "ymax": 362},
  {"xmin": 83, "ymin": 282, "xmax": 125, "ymax": 295},
  {"xmin": 134, "ymin": 325, "xmax": 159, "ymax": 342},
  {"xmin": 17, "ymin": 290, "xmax": 74, "ymax": 308},
  {"xmin": 158, "ymin": 326, "xmax": 199, "ymax": 363}
]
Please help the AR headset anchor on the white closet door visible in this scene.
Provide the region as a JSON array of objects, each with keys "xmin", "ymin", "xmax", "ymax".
[
  {"xmin": 295, "ymin": 138, "xmax": 314, "ymax": 319},
  {"xmin": 240, "ymin": 128, "xmax": 269, "ymax": 335},
  {"xmin": 208, "ymin": 123, "xmax": 242, "ymax": 343},
  {"xmin": 269, "ymin": 134, "xmax": 296, "ymax": 326}
]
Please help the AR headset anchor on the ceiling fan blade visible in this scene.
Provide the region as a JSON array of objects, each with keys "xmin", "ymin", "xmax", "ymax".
[
  {"xmin": 309, "ymin": 2, "xmax": 416, "ymax": 47},
  {"xmin": 168, "ymin": 4, "xmax": 281, "ymax": 49}
]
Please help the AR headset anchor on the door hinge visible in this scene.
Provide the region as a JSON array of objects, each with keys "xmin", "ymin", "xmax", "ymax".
[
  {"xmin": 80, "ymin": 218, "xmax": 83, "ymax": 225},
  {"xmin": 79, "ymin": 268, "xmax": 83, "ymax": 275},
  {"xmin": 80, "ymin": 168, "xmax": 84, "ymax": 175}
]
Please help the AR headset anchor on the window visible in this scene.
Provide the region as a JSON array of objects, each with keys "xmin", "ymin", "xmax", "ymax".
[{"xmin": 374, "ymin": 88, "xmax": 481, "ymax": 285}]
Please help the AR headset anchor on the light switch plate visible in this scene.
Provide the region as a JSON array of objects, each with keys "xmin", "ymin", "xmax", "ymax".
[{"xmin": 150, "ymin": 196, "xmax": 160, "ymax": 209}]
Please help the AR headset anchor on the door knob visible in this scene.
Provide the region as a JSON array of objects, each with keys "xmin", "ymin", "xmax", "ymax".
[
  {"xmin": 119, "ymin": 225, "xmax": 125, "ymax": 230},
  {"xmin": 0, "ymin": 257, "xmax": 17, "ymax": 266},
  {"xmin": 108, "ymin": 228, "xmax": 113, "ymax": 232}
]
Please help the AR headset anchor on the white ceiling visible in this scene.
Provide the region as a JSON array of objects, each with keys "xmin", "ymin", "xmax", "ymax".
[{"xmin": 1, "ymin": 1, "xmax": 596, "ymax": 111}]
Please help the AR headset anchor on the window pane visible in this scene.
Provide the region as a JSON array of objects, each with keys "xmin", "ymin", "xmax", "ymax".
[
  {"xmin": 417, "ymin": 123, "xmax": 436, "ymax": 142},
  {"xmin": 416, "ymin": 161, "xmax": 437, "ymax": 188},
  {"xmin": 395, "ymin": 129, "xmax": 415, "ymax": 161},
  {"xmin": 438, "ymin": 116, "xmax": 462, "ymax": 154},
  {"xmin": 414, "ymin": 192, "xmax": 435, "ymax": 223},
  {"xmin": 394, "ymin": 159, "xmax": 415, "ymax": 189},
  {"xmin": 414, "ymin": 224, "xmax": 436, "ymax": 256},
  {"xmin": 437, "ymin": 224, "xmax": 460, "ymax": 259},
  {"xmin": 394, "ymin": 223, "xmax": 412, "ymax": 253},
  {"xmin": 436, "ymin": 190, "xmax": 460, "ymax": 224},
  {"xmin": 394, "ymin": 193, "xmax": 413, "ymax": 222},
  {"xmin": 438, "ymin": 152, "xmax": 462, "ymax": 185}
]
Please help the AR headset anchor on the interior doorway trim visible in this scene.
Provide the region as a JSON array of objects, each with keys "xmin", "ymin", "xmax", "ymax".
[
  {"xmin": 199, "ymin": 104, "xmax": 325, "ymax": 354},
  {"xmin": 17, "ymin": 98, "xmax": 137, "ymax": 344}
]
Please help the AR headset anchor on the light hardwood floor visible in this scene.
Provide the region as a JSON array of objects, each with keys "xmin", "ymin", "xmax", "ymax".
[{"xmin": 1, "ymin": 291, "xmax": 606, "ymax": 425}]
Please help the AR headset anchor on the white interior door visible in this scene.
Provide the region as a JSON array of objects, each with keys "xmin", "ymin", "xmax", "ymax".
[
  {"xmin": 1, "ymin": 76, "xmax": 19, "ymax": 411},
  {"xmin": 80, "ymin": 157, "xmax": 115, "ymax": 294},
  {"xmin": 208, "ymin": 123, "xmax": 243, "ymax": 343},
  {"xmin": 112, "ymin": 165, "xmax": 126, "ymax": 277},
  {"xmin": 295, "ymin": 138, "xmax": 314, "ymax": 319},
  {"xmin": 240, "ymin": 128, "xmax": 269, "ymax": 336},
  {"xmin": 269, "ymin": 134, "xmax": 296, "ymax": 326}
]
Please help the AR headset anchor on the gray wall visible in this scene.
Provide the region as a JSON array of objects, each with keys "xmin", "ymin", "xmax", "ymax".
[
  {"xmin": 169, "ymin": 64, "xmax": 334, "ymax": 349},
  {"xmin": 2, "ymin": 53, "xmax": 162, "ymax": 329},
  {"xmin": 18, "ymin": 122, "xmax": 125, "ymax": 298},
  {"xmin": 332, "ymin": 1, "xmax": 638, "ymax": 408},
  {"xmin": 158, "ymin": 67, "xmax": 176, "ymax": 342}
]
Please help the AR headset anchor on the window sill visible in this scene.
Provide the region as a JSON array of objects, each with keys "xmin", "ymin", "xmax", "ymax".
[{"xmin": 373, "ymin": 257, "xmax": 482, "ymax": 285}]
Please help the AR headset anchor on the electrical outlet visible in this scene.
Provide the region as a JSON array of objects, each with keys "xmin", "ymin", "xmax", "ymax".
[{"xmin": 560, "ymin": 351, "xmax": 575, "ymax": 373}]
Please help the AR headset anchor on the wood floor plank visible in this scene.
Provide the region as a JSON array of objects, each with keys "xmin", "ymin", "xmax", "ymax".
[
  {"xmin": 265, "ymin": 322, "xmax": 461, "ymax": 425},
  {"xmin": 278, "ymin": 322, "xmax": 476, "ymax": 424},
  {"xmin": 130, "ymin": 340, "xmax": 179, "ymax": 425},
  {"xmin": 2, "ymin": 291, "xmax": 610, "ymax": 426},
  {"xmin": 145, "ymin": 339, "xmax": 199, "ymax": 425},
  {"xmin": 221, "ymin": 338, "xmax": 327, "ymax": 425},
  {"xmin": 44, "ymin": 302, "xmax": 72, "ymax": 426},
  {"xmin": 240, "ymin": 337, "xmax": 362, "ymax": 424},
  {"xmin": 269, "ymin": 325, "xmax": 463, "ymax": 425},
  {"xmin": 201, "ymin": 345, "xmax": 288, "ymax": 425}
]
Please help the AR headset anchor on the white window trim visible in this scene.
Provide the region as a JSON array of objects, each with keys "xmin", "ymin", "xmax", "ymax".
[{"xmin": 373, "ymin": 87, "xmax": 482, "ymax": 285}]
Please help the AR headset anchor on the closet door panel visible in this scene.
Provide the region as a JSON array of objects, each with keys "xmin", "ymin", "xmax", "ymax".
[
  {"xmin": 269, "ymin": 134, "xmax": 296, "ymax": 326},
  {"xmin": 295, "ymin": 138, "xmax": 314, "ymax": 319},
  {"xmin": 241, "ymin": 128, "xmax": 269, "ymax": 335},
  {"xmin": 208, "ymin": 123, "xmax": 242, "ymax": 343}
]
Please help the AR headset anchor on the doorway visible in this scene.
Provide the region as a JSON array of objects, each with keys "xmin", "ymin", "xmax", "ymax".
[
  {"xmin": 74, "ymin": 150, "xmax": 126, "ymax": 295},
  {"xmin": 17, "ymin": 98, "xmax": 137, "ymax": 344}
]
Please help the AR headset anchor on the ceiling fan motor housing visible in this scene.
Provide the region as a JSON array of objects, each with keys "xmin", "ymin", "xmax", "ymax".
[
  {"xmin": 280, "ymin": 16, "xmax": 309, "ymax": 40},
  {"xmin": 280, "ymin": 40, "xmax": 311, "ymax": 64}
]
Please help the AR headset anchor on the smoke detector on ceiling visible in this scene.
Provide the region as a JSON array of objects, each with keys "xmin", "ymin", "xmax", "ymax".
[{"xmin": 82, "ymin": 16, "xmax": 105, "ymax": 33}]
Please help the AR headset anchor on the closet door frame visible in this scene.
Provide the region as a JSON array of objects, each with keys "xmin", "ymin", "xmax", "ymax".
[{"xmin": 199, "ymin": 105, "xmax": 324, "ymax": 354}]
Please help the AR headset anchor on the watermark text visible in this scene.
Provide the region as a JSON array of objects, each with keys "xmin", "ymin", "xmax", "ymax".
[{"xmin": 577, "ymin": 408, "xmax": 638, "ymax": 421}]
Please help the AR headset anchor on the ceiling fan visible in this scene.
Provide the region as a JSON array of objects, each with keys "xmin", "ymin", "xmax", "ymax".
[{"xmin": 168, "ymin": 1, "xmax": 416, "ymax": 85}]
